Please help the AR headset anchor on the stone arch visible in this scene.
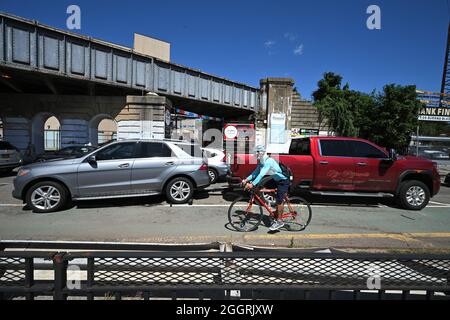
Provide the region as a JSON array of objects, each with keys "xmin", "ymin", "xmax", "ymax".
[
  {"xmin": 31, "ymin": 112, "xmax": 61, "ymax": 155},
  {"xmin": 88, "ymin": 114, "xmax": 117, "ymax": 146}
]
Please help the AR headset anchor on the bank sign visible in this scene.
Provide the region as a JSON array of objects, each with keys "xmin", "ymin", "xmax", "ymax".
[{"xmin": 418, "ymin": 107, "xmax": 450, "ymax": 122}]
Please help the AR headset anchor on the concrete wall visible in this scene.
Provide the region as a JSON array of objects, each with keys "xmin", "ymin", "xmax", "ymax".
[
  {"xmin": 258, "ymin": 78, "xmax": 294, "ymax": 152},
  {"xmin": 117, "ymin": 95, "xmax": 172, "ymax": 140}
]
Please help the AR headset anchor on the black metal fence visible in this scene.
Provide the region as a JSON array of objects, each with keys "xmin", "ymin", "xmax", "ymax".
[{"xmin": 1, "ymin": 241, "xmax": 450, "ymax": 300}]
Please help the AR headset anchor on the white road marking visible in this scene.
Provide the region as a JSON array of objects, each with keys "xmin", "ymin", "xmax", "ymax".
[
  {"xmin": 430, "ymin": 201, "xmax": 450, "ymax": 205},
  {"xmin": 0, "ymin": 203, "xmax": 23, "ymax": 207}
]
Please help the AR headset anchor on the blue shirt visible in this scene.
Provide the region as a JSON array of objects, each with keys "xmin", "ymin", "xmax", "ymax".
[{"xmin": 246, "ymin": 156, "xmax": 287, "ymax": 186}]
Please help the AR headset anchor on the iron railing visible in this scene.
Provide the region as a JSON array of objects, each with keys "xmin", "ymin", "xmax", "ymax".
[{"xmin": 1, "ymin": 241, "xmax": 449, "ymax": 300}]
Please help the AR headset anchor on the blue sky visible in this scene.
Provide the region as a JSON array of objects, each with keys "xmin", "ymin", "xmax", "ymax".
[{"xmin": 1, "ymin": 0, "xmax": 448, "ymax": 99}]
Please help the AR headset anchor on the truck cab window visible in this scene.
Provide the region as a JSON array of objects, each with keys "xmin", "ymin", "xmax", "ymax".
[
  {"xmin": 348, "ymin": 141, "xmax": 387, "ymax": 158},
  {"xmin": 289, "ymin": 138, "xmax": 311, "ymax": 155},
  {"xmin": 319, "ymin": 140, "xmax": 352, "ymax": 157}
]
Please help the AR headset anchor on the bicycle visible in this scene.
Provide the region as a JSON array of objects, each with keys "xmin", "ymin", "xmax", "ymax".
[{"xmin": 227, "ymin": 185, "xmax": 312, "ymax": 232}]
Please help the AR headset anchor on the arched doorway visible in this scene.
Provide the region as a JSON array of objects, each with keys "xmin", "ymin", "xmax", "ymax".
[
  {"xmin": 44, "ymin": 116, "xmax": 61, "ymax": 151},
  {"xmin": 32, "ymin": 113, "xmax": 61, "ymax": 155},
  {"xmin": 89, "ymin": 114, "xmax": 117, "ymax": 146}
]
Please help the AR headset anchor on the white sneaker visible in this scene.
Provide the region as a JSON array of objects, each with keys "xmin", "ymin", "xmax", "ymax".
[{"xmin": 269, "ymin": 220, "xmax": 285, "ymax": 231}]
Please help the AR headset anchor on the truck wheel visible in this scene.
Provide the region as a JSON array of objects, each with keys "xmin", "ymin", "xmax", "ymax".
[
  {"xmin": 398, "ymin": 180, "xmax": 430, "ymax": 210},
  {"xmin": 166, "ymin": 177, "xmax": 194, "ymax": 204},
  {"xmin": 26, "ymin": 181, "xmax": 68, "ymax": 213}
]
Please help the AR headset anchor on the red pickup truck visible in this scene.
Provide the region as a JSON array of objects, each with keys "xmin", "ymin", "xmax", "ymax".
[{"xmin": 228, "ymin": 136, "xmax": 441, "ymax": 210}]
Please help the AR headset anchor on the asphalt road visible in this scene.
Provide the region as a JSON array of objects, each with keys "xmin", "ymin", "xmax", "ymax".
[{"xmin": 1, "ymin": 171, "xmax": 450, "ymax": 250}]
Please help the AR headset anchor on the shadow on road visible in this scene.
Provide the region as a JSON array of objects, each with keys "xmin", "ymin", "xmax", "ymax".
[
  {"xmin": 0, "ymin": 170, "xmax": 17, "ymax": 178},
  {"xmin": 73, "ymin": 189, "xmax": 214, "ymax": 210},
  {"xmin": 221, "ymin": 187, "xmax": 401, "ymax": 209}
]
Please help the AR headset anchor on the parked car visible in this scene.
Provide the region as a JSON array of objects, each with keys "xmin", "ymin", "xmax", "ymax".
[
  {"xmin": 202, "ymin": 148, "xmax": 229, "ymax": 183},
  {"xmin": 12, "ymin": 139, "xmax": 210, "ymax": 213},
  {"xmin": 419, "ymin": 150, "xmax": 450, "ymax": 160},
  {"xmin": 445, "ymin": 173, "xmax": 450, "ymax": 185},
  {"xmin": 0, "ymin": 141, "xmax": 23, "ymax": 174},
  {"xmin": 35, "ymin": 145, "xmax": 97, "ymax": 162},
  {"xmin": 228, "ymin": 136, "xmax": 441, "ymax": 210}
]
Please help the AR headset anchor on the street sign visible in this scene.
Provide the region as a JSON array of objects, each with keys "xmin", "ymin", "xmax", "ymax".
[{"xmin": 418, "ymin": 107, "xmax": 450, "ymax": 122}]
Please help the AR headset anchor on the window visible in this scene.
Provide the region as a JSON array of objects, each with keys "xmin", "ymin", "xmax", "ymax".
[
  {"xmin": 348, "ymin": 141, "xmax": 387, "ymax": 158},
  {"xmin": 174, "ymin": 143, "xmax": 203, "ymax": 158},
  {"xmin": 319, "ymin": 140, "xmax": 352, "ymax": 157},
  {"xmin": 137, "ymin": 142, "xmax": 172, "ymax": 158},
  {"xmin": 289, "ymin": 138, "xmax": 311, "ymax": 155},
  {"xmin": 95, "ymin": 142, "xmax": 136, "ymax": 160},
  {"xmin": 204, "ymin": 150, "xmax": 217, "ymax": 158}
]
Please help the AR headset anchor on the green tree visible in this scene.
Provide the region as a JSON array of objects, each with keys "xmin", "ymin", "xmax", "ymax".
[
  {"xmin": 313, "ymin": 72, "xmax": 373, "ymax": 137},
  {"xmin": 312, "ymin": 72, "xmax": 422, "ymax": 152},
  {"xmin": 368, "ymin": 84, "xmax": 421, "ymax": 152}
]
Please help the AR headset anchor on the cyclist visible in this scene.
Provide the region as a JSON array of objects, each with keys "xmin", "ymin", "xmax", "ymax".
[{"xmin": 242, "ymin": 145, "xmax": 290, "ymax": 231}]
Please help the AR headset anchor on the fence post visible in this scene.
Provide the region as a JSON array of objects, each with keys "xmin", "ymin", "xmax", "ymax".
[
  {"xmin": 53, "ymin": 253, "xmax": 68, "ymax": 300},
  {"xmin": 24, "ymin": 258, "xmax": 34, "ymax": 300},
  {"xmin": 87, "ymin": 257, "xmax": 94, "ymax": 300}
]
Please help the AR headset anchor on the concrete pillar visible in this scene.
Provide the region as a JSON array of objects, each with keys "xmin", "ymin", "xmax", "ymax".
[
  {"xmin": 258, "ymin": 78, "xmax": 294, "ymax": 152},
  {"xmin": 116, "ymin": 95, "xmax": 172, "ymax": 140}
]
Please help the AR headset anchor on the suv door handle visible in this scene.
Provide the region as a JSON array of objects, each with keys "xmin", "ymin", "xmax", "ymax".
[
  {"xmin": 165, "ymin": 161, "xmax": 175, "ymax": 166},
  {"xmin": 357, "ymin": 162, "xmax": 367, "ymax": 166},
  {"xmin": 320, "ymin": 161, "xmax": 329, "ymax": 165},
  {"xmin": 118, "ymin": 163, "xmax": 130, "ymax": 168}
]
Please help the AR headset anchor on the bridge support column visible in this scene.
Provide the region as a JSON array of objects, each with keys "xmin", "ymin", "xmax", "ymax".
[
  {"xmin": 258, "ymin": 78, "xmax": 294, "ymax": 151},
  {"xmin": 116, "ymin": 95, "xmax": 172, "ymax": 140}
]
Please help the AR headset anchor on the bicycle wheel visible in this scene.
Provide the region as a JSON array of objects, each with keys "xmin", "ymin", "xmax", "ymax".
[
  {"xmin": 281, "ymin": 196, "xmax": 312, "ymax": 231},
  {"xmin": 228, "ymin": 196, "xmax": 263, "ymax": 232}
]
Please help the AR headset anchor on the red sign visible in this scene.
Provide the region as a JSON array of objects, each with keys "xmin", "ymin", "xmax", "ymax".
[{"xmin": 223, "ymin": 123, "xmax": 255, "ymax": 141}]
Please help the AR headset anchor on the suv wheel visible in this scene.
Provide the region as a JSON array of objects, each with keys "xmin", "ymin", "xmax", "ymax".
[
  {"xmin": 398, "ymin": 180, "xmax": 430, "ymax": 210},
  {"xmin": 166, "ymin": 177, "xmax": 194, "ymax": 204},
  {"xmin": 26, "ymin": 181, "xmax": 68, "ymax": 213},
  {"xmin": 208, "ymin": 168, "xmax": 218, "ymax": 184}
]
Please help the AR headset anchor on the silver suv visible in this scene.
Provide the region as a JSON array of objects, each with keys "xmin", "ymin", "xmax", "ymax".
[{"xmin": 12, "ymin": 140, "xmax": 210, "ymax": 213}]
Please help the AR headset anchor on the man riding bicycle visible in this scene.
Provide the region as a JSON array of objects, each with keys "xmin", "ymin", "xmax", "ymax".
[{"xmin": 242, "ymin": 145, "xmax": 290, "ymax": 231}]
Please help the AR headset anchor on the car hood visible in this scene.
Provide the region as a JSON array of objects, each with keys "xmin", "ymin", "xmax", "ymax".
[
  {"xmin": 24, "ymin": 158, "xmax": 82, "ymax": 169},
  {"xmin": 401, "ymin": 155, "xmax": 435, "ymax": 163}
]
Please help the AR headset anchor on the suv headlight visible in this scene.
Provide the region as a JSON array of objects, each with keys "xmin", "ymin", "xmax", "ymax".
[{"xmin": 17, "ymin": 168, "xmax": 31, "ymax": 177}]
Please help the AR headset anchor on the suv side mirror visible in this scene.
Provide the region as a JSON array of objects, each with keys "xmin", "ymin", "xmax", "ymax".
[
  {"xmin": 87, "ymin": 155, "xmax": 97, "ymax": 164},
  {"xmin": 389, "ymin": 149, "xmax": 398, "ymax": 161}
]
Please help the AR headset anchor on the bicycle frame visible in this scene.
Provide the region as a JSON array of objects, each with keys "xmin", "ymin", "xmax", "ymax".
[{"xmin": 246, "ymin": 188, "xmax": 296, "ymax": 219}]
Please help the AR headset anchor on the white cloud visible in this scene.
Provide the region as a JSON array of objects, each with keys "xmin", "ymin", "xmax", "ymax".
[
  {"xmin": 284, "ymin": 32, "xmax": 298, "ymax": 42},
  {"xmin": 264, "ymin": 40, "xmax": 275, "ymax": 48},
  {"xmin": 293, "ymin": 44, "xmax": 303, "ymax": 56}
]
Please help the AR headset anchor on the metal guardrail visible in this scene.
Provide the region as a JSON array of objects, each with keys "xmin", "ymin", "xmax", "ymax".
[{"xmin": 1, "ymin": 241, "xmax": 450, "ymax": 300}]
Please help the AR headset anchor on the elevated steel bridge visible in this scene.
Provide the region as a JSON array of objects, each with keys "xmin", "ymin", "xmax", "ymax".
[{"xmin": 0, "ymin": 12, "xmax": 259, "ymax": 115}]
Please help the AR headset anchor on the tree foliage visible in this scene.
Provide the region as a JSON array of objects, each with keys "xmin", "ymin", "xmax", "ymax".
[{"xmin": 312, "ymin": 72, "xmax": 422, "ymax": 151}]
